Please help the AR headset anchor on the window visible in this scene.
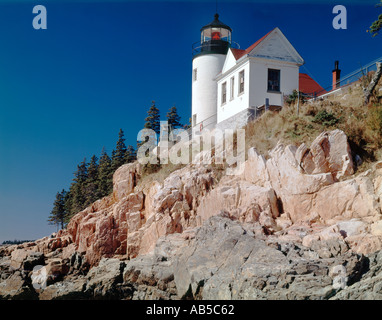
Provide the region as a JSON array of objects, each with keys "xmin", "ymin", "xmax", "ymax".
[
  {"xmin": 230, "ymin": 76, "xmax": 235, "ymax": 100},
  {"xmin": 239, "ymin": 70, "xmax": 245, "ymax": 94},
  {"xmin": 268, "ymin": 69, "xmax": 280, "ymax": 92},
  {"xmin": 222, "ymin": 82, "xmax": 227, "ymax": 105},
  {"xmin": 193, "ymin": 114, "xmax": 197, "ymax": 126},
  {"xmin": 193, "ymin": 68, "xmax": 197, "ymax": 81}
]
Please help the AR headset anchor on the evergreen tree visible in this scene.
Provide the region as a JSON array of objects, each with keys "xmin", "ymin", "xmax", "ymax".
[
  {"xmin": 368, "ymin": 1, "xmax": 382, "ymax": 36},
  {"xmin": 48, "ymin": 189, "xmax": 68, "ymax": 230},
  {"xmin": 112, "ymin": 129, "xmax": 127, "ymax": 171},
  {"xmin": 63, "ymin": 189, "xmax": 73, "ymax": 225},
  {"xmin": 98, "ymin": 147, "xmax": 113, "ymax": 196},
  {"xmin": 138, "ymin": 101, "xmax": 160, "ymax": 151},
  {"xmin": 111, "ymin": 149, "xmax": 116, "ymax": 166},
  {"xmin": 144, "ymin": 101, "xmax": 160, "ymax": 134},
  {"xmin": 84, "ymin": 155, "xmax": 100, "ymax": 206},
  {"xmin": 125, "ymin": 145, "xmax": 136, "ymax": 163},
  {"xmin": 75, "ymin": 158, "xmax": 88, "ymax": 183},
  {"xmin": 69, "ymin": 158, "xmax": 88, "ymax": 215},
  {"xmin": 166, "ymin": 105, "xmax": 182, "ymax": 131}
]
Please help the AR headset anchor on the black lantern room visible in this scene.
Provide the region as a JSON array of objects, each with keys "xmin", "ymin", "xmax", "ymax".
[{"xmin": 193, "ymin": 13, "xmax": 233, "ymax": 57}]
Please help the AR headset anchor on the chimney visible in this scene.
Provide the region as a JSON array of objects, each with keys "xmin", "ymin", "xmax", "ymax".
[{"xmin": 332, "ymin": 60, "xmax": 341, "ymax": 90}]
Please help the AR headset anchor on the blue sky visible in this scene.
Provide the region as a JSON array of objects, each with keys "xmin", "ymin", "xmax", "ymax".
[{"xmin": 0, "ymin": 0, "xmax": 381, "ymax": 242}]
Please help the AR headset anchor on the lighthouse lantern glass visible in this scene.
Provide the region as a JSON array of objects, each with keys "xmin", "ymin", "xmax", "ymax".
[{"xmin": 201, "ymin": 27, "xmax": 231, "ymax": 44}]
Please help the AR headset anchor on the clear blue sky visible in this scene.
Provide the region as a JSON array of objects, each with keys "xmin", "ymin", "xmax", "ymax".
[{"xmin": 0, "ymin": 0, "xmax": 381, "ymax": 243}]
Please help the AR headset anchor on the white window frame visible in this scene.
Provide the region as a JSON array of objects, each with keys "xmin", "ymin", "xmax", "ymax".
[
  {"xmin": 230, "ymin": 76, "xmax": 235, "ymax": 100},
  {"xmin": 221, "ymin": 81, "xmax": 227, "ymax": 105},
  {"xmin": 267, "ymin": 68, "xmax": 281, "ymax": 92},
  {"xmin": 239, "ymin": 70, "xmax": 245, "ymax": 95}
]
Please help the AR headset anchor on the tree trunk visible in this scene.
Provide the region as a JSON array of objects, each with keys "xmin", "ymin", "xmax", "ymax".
[{"xmin": 364, "ymin": 62, "xmax": 382, "ymax": 105}]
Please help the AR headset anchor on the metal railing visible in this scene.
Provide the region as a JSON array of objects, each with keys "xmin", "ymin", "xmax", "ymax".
[
  {"xmin": 191, "ymin": 113, "xmax": 218, "ymax": 135},
  {"xmin": 304, "ymin": 56, "xmax": 382, "ymax": 99},
  {"xmin": 192, "ymin": 41, "xmax": 240, "ymax": 56}
]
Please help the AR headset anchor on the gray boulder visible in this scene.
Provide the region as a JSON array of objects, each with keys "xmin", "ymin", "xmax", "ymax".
[
  {"xmin": 84, "ymin": 258, "xmax": 126, "ymax": 299},
  {"xmin": 172, "ymin": 215, "xmax": 367, "ymax": 300}
]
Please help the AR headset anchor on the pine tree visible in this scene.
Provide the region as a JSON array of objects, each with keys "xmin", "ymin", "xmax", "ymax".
[
  {"xmin": 125, "ymin": 145, "xmax": 136, "ymax": 163},
  {"xmin": 144, "ymin": 101, "xmax": 160, "ymax": 134},
  {"xmin": 98, "ymin": 147, "xmax": 113, "ymax": 196},
  {"xmin": 63, "ymin": 190, "xmax": 73, "ymax": 225},
  {"xmin": 48, "ymin": 189, "xmax": 68, "ymax": 230},
  {"xmin": 138, "ymin": 101, "xmax": 160, "ymax": 151},
  {"xmin": 69, "ymin": 158, "xmax": 88, "ymax": 215},
  {"xmin": 75, "ymin": 158, "xmax": 88, "ymax": 183},
  {"xmin": 112, "ymin": 129, "xmax": 127, "ymax": 171},
  {"xmin": 368, "ymin": 1, "xmax": 382, "ymax": 36},
  {"xmin": 166, "ymin": 105, "xmax": 182, "ymax": 131},
  {"xmin": 84, "ymin": 155, "xmax": 100, "ymax": 206}
]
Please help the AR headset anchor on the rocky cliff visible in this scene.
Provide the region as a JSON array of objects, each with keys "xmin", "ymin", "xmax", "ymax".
[{"xmin": 1, "ymin": 129, "xmax": 382, "ymax": 300}]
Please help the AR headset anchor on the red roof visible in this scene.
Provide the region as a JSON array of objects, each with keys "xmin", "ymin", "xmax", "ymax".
[
  {"xmin": 299, "ymin": 73, "xmax": 325, "ymax": 95},
  {"xmin": 231, "ymin": 29, "xmax": 274, "ymax": 60},
  {"xmin": 231, "ymin": 48, "xmax": 247, "ymax": 60}
]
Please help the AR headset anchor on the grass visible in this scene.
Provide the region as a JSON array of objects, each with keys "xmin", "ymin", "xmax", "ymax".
[
  {"xmin": 245, "ymin": 82, "xmax": 382, "ymax": 170},
  {"xmin": 137, "ymin": 162, "xmax": 186, "ymax": 191},
  {"xmin": 135, "ymin": 79, "xmax": 382, "ymax": 189}
]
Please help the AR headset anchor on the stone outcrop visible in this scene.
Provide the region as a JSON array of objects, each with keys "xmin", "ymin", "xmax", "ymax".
[
  {"xmin": 242, "ymin": 130, "xmax": 380, "ymax": 226},
  {"xmin": 297, "ymin": 129, "xmax": 354, "ymax": 180},
  {"xmin": 50, "ymin": 129, "xmax": 382, "ymax": 266},
  {"xmin": 196, "ymin": 178, "xmax": 279, "ymax": 230},
  {"xmin": 2, "ymin": 129, "xmax": 382, "ymax": 300},
  {"xmin": 63, "ymin": 162, "xmax": 216, "ymax": 265},
  {"xmin": 3, "ymin": 215, "xmax": 379, "ymax": 300}
]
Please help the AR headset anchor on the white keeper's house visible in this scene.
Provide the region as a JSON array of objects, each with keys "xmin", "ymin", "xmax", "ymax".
[{"xmin": 191, "ymin": 13, "xmax": 318, "ymax": 134}]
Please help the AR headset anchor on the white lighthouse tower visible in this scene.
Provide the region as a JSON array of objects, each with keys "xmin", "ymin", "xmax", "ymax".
[{"xmin": 191, "ymin": 14, "xmax": 232, "ymax": 133}]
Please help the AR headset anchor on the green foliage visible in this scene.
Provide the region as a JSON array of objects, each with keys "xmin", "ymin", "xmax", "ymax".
[
  {"xmin": 98, "ymin": 147, "xmax": 113, "ymax": 196},
  {"xmin": 68, "ymin": 159, "xmax": 88, "ymax": 217},
  {"xmin": 125, "ymin": 145, "xmax": 136, "ymax": 163},
  {"xmin": 2, "ymin": 239, "xmax": 35, "ymax": 245},
  {"xmin": 368, "ymin": 105, "xmax": 382, "ymax": 138},
  {"xmin": 142, "ymin": 162, "xmax": 162, "ymax": 176},
  {"xmin": 84, "ymin": 155, "xmax": 101, "ymax": 207},
  {"xmin": 285, "ymin": 90, "xmax": 306, "ymax": 104},
  {"xmin": 49, "ymin": 128, "xmax": 141, "ymax": 228},
  {"xmin": 368, "ymin": 1, "xmax": 382, "ymax": 36},
  {"xmin": 137, "ymin": 101, "xmax": 160, "ymax": 151},
  {"xmin": 312, "ymin": 110, "xmax": 340, "ymax": 126},
  {"xmin": 144, "ymin": 101, "xmax": 160, "ymax": 134},
  {"xmin": 48, "ymin": 189, "xmax": 68, "ymax": 229},
  {"xmin": 166, "ymin": 105, "xmax": 182, "ymax": 131},
  {"xmin": 112, "ymin": 129, "xmax": 127, "ymax": 171}
]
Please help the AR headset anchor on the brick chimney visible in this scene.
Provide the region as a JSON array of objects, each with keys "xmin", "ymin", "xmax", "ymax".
[{"xmin": 332, "ymin": 60, "xmax": 341, "ymax": 90}]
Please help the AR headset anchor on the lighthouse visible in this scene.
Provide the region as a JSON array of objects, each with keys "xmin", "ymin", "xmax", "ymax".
[{"xmin": 191, "ymin": 13, "xmax": 233, "ymax": 133}]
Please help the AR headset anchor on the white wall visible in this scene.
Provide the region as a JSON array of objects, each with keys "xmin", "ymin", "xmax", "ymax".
[
  {"xmin": 217, "ymin": 60, "xmax": 250, "ymax": 123},
  {"xmin": 248, "ymin": 59, "xmax": 299, "ymax": 107},
  {"xmin": 192, "ymin": 54, "xmax": 226, "ymax": 129},
  {"xmin": 217, "ymin": 57, "xmax": 299, "ymax": 124}
]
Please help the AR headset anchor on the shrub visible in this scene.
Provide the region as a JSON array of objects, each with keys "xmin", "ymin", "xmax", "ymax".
[
  {"xmin": 312, "ymin": 110, "xmax": 340, "ymax": 126},
  {"xmin": 367, "ymin": 105, "xmax": 382, "ymax": 141},
  {"xmin": 285, "ymin": 90, "xmax": 306, "ymax": 104}
]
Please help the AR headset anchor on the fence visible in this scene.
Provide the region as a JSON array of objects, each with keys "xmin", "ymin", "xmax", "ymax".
[{"xmin": 305, "ymin": 56, "xmax": 382, "ymax": 99}]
